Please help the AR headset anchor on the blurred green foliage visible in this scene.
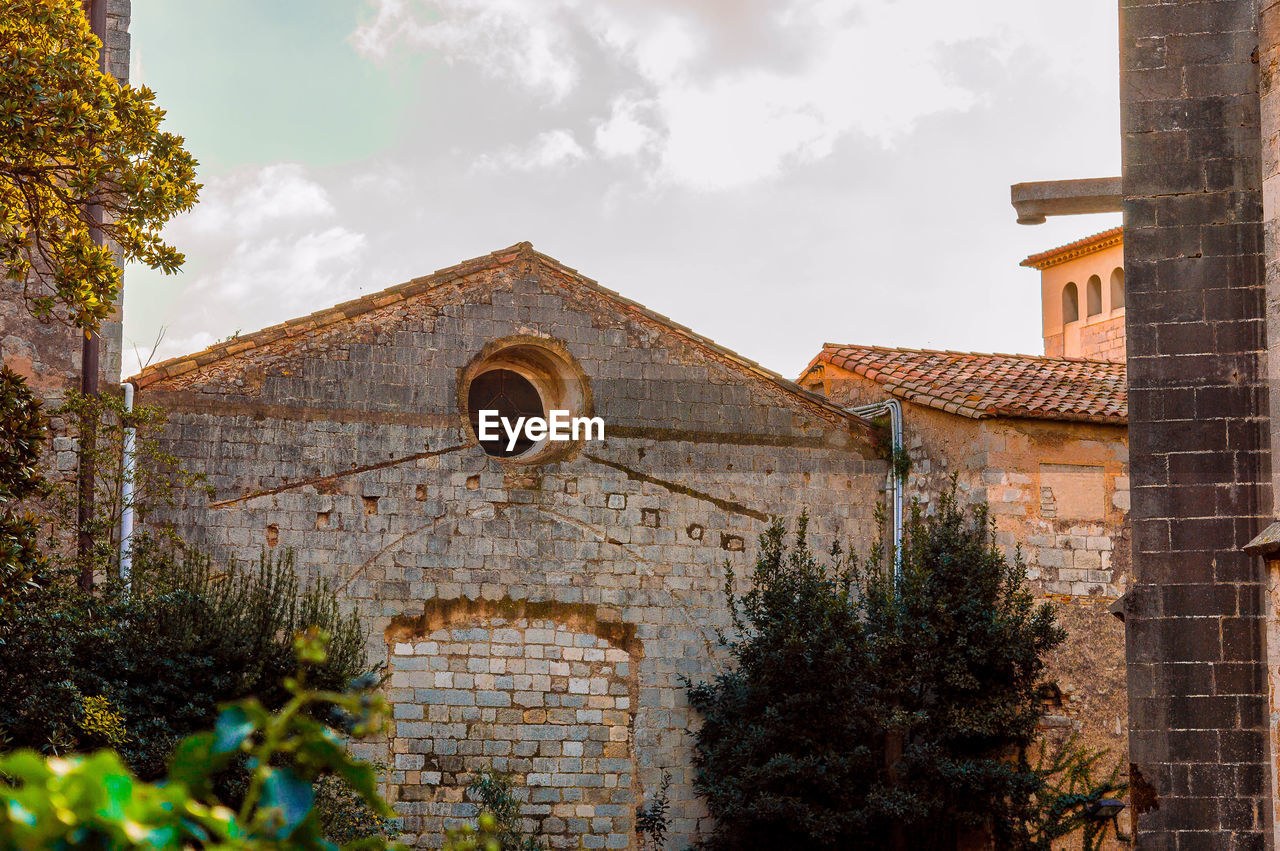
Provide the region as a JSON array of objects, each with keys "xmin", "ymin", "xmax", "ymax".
[
  {"xmin": 0, "ymin": 629, "xmax": 396, "ymax": 850},
  {"xmin": 467, "ymin": 771, "xmax": 545, "ymax": 851}
]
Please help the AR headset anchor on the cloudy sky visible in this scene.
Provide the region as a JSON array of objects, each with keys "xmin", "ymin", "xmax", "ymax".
[{"xmin": 123, "ymin": 0, "xmax": 1122, "ymax": 379}]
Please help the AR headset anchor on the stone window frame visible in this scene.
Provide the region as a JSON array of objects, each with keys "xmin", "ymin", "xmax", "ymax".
[{"xmin": 457, "ymin": 335, "xmax": 594, "ymax": 466}]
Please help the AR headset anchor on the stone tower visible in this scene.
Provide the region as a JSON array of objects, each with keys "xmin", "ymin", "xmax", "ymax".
[
  {"xmin": 1021, "ymin": 228, "xmax": 1126, "ymax": 362},
  {"xmin": 1121, "ymin": 1, "xmax": 1273, "ymax": 847}
]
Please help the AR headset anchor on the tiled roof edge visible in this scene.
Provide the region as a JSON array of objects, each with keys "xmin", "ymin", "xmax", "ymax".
[
  {"xmin": 130, "ymin": 244, "xmax": 876, "ymax": 438},
  {"xmin": 1020, "ymin": 226, "xmax": 1124, "ymax": 271},
  {"xmin": 803, "ymin": 344, "xmax": 1127, "ymax": 425}
]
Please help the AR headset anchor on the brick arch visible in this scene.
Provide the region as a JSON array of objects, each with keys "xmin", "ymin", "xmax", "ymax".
[{"xmin": 386, "ymin": 598, "xmax": 639, "ymax": 849}]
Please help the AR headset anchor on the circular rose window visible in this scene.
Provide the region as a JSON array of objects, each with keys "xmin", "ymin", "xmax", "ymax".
[
  {"xmin": 459, "ymin": 337, "xmax": 592, "ymax": 464},
  {"xmin": 467, "ymin": 368, "xmax": 544, "ymax": 458}
]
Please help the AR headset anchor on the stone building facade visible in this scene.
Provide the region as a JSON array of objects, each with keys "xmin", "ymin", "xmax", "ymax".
[
  {"xmin": 129, "ymin": 243, "xmax": 886, "ymax": 849},
  {"xmin": 800, "ymin": 345, "xmax": 1131, "ymax": 822}
]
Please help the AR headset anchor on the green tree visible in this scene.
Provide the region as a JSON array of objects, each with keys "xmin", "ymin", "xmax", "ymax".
[
  {"xmin": 0, "ymin": 366, "xmax": 48, "ymax": 625},
  {"xmin": 687, "ymin": 514, "xmax": 877, "ymax": 849},
  {"xmin": 688, "ymin": 494, "xmax": 1123, "ymax": 849},
  {"xmin": 467, "ymin": 771, "xmax": 546, "ymax": 851},
  {"xmin": 0, "ymin": 549, "xmax": 370, "ymax": 782},
  {"xmin": 0, "ymin": 0, "xmax": 199, "ymax": 330},
  {"xmin": 48, "ymin": 389, "xmax": 211, "ymax": 580}
]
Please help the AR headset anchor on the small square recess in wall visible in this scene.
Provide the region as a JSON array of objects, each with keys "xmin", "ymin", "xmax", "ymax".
[{"xmin": 1039, "ymin": 463, "xmax": 1105, "ymax": 521}]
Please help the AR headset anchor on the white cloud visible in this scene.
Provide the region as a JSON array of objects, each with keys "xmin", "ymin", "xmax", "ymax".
[
  {"xmin": 193, "ymin": 226, "xmax": 367, "ymax": 305},
  {"xmin": 593, "ymin": 96, "xmax": 659, "ymax": 161},
  {"xmin": 352, "ymin": 0, "xmax": 1116, "ymax": 189},
  {"xmin": 186, "ymin": 164, "xmax": 335, "ymax": 236},
  {"xmin": 352, "ymin": 0, "xmax": 581, "ymax": 101},
  {"xmin": 349, "ymin": 163, "xmax": 414, "ymax": 196},
  {"xmin": 138, "ymin": 163, "xmax": 372, "ymax": 364},
  {"xmin": 474, "ymin": 129, "xmax": 587, "ymax": 173}
]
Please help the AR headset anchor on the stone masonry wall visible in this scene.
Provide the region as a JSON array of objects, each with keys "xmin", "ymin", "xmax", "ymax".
[
  {"xmin": 1080, "ymin": 314, "xmax": 1127, "ymax": 364},
  {"xmin": 804, "ymin": 365, "xmax": 1131, "ymax": 833},
  {"xmin": 803, "ymin": 367, "xmax": 1130, "ymax": 595},
  {"xmin": 1122, "ymin": 0, "xmax": 1273, "ymax": 845},
  {"xmin": 138, "ymin": 255, "xmax": 885, "ymax": 849},
  {"xmin": 1260, "ymin": 2, "xmax": 1280, "ymax": 845},
  {"xmin": 389, "ymin": 615, "xmax": 636, "ymax": 849},
  {"xmin": 1047, "ymin": 316, "xmax": 1127, "ymax": 362}
]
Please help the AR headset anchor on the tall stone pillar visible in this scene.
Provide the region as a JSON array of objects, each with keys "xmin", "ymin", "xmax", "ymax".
[
  {"xmin": 1252, "ymin": 2, "xmax": 1280, "ymax": 849},
  {"xmin": 1121, "ymin": 0, "xmax": 1273, "ymax": 846}
]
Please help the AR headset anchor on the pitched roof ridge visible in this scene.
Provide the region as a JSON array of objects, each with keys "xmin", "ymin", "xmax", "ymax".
[
  {"xmin": 521, "ymin": 247, "xmax": 866, "ymax": 427},
  {"xmin": 130, "ymin": 244, "xmax": 870, "ymax": 434},
  {"xmin": 131, "ymin": 243, "xmax": 535, "ymax": 388}
]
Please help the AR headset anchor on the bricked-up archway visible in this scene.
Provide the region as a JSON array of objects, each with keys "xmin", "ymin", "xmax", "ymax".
[{"xmin": 386, "ymin": 599, "xmax": 640, "ymax": 849}]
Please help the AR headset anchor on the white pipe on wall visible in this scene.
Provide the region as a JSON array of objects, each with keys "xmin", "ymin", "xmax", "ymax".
[
  {"xmin": 849, "ymin": 398, "xmax": 904, "ymax": 575},
  {"xmin": 119, "ymin": 381, "xmax": 136, "ymax": 585}
]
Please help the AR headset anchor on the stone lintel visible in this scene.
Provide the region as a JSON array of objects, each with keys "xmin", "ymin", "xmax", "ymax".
[{"xmin": 1011, "ymin": 177, "xmax": 1123, "ymax": 225}]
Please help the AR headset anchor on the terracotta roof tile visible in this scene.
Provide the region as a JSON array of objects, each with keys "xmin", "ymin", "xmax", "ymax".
[
  {"xmin": 1020, "ymin": 226, "xmax": 1123, "ymax": 270},
  {"xmin": 808, "ymin": 345, "xmax": 1126, "ymax": 424}
]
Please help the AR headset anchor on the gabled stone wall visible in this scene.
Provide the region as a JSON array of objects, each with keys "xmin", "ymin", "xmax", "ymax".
[{"xmin": 138, "ymin": 259, "xmax": 885, "ymax": 849}]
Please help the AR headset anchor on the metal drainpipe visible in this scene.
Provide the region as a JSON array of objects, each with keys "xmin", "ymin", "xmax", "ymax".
[
  {"xmin": 849, "ymin": 399, "xmax": 904, "ymax": 574},
  {"xmin": 119, "ymin": 382, "xmax": 136, "ymax": 586}
]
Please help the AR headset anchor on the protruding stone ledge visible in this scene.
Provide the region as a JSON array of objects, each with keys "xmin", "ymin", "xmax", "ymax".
[
  {"xmin": 1011, "ymin": 177, "xmax": 1123, "ymax": 225},
  {"xmin": 1243, "ymin": 520, "xmax": 1280, "ymax": 557}
]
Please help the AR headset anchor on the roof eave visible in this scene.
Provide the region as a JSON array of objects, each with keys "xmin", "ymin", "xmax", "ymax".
[
  {"xmin": 130, "ymin": 244, "xmax": 879, "ymax": 446},
  {"xmin": 1020, "ymin": 227, "xmax": 1124, "ymax": 271},
  {"xmin": 809, "ymin": 347, "xmax": 1127, "ymax": 426}
]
